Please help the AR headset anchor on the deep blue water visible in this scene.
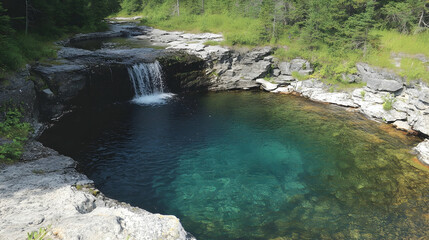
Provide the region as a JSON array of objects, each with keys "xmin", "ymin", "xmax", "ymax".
[{"xmin": 40, "ymin": 92, "xmax": 429, "ymax": 240}]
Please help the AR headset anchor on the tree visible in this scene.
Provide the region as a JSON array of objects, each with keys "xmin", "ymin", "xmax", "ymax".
[
  {"xmin": 382, "ymin": 0, "xmax": 428, "ymax": 33},
  {"xmin": 0, "ymin": 2, "xmax": 13, "ymax": 37},
  {"xmin": 342, "ymin": 0, "xmax": 377, "ymax": 55},
  {"xmin": 259, "ymin": 0, "xmax": 274, "ymax": 42}
]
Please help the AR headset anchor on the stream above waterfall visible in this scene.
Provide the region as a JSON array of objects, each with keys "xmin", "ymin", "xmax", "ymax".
[{"xmin": 40, "ymin": 91, "xmax": 429, "ymax": 240}]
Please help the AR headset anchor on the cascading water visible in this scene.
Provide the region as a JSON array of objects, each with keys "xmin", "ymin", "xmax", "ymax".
[{"xmin": 127, "ymin": 61, "xmax": 174, "ymax": 105}]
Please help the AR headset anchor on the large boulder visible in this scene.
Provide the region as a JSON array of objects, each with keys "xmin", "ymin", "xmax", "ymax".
[
  {"xmin": 366, "ymin": 78, "xmax": 403, "ymax": 92},
  {"xmin": 356, "ymin": 63, "xmax": 404, "ymax": 92}
]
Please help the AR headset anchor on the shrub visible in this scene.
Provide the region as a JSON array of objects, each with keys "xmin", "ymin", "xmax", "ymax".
[
  {"xmin": 382, "ymin": 94, "xmax": 396, "ymax": 111},
  {"xmin": 0, "ymin": 108, "xmax": 32, "ymax": 163},
  {"xmin": 27, "ymin": 226, "xmax": 51, "ymax": 240}
]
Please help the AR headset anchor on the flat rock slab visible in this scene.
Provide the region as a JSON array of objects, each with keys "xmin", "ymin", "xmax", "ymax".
[
  {"xmin": 256, "ymin": 79, "xmax": 278, "ymax": 91},
  {"xmin": 366, "ymin": 78, "xmax": 403, "ymax": 92},
  {"xmin": 0, "ymin": 144, "xmax": 193, "ymax": 240},
  {"xmin": 310, "ymin": 92, "xmax": 358, "ymax": 108}
]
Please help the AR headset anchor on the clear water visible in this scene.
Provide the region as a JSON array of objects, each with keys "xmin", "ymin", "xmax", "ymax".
[{"xmin": 40, "ymin": 92, "xmax": 429, "ymax": 240}]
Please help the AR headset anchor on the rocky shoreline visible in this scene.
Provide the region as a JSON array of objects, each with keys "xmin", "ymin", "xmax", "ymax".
[
  {"xmin": 0, "ymin": 142, "xmax": 195, "ymax": 240},
  {"xmin": 140, "ymin": 25, "xmax": 429, "ymax": 165},
  {"xmin": 1, "ymin": 20, "xmax": 428, "ymax": 240}
]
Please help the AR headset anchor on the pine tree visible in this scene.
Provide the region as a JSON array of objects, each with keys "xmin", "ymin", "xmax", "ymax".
[{"xmin": 343, "ymin": 0, "xmax": 377, "ymax": 54}]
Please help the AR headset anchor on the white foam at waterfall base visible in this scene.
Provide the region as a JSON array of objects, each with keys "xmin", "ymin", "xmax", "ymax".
[
  {"xmin": 127, "ymin": 61, "xmax": 175, "ymax": 106},
  {"xmin": 131, "ymin": 93, "xmax": 175, "ymax": 105}
]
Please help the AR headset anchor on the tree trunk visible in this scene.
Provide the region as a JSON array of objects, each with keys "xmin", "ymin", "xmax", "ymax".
[
  {"xmin": 177, "ymin": 0, "xmax": 180, "ymax": 16},
  {"xmin": 25, "ymin": 0, "xmax": 28, "ymax": 35},
  {"xmin": 272, "ymin": 15, "xmax": 276, "ymax": 40},
  {"xmin": 202, "ymin": 0, "xmax": 204, "ymax": 13}
]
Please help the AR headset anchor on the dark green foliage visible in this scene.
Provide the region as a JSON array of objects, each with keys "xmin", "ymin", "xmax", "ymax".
[
  {"xmin": 0, "ymin": 108, "xmax": 32, "ymax": 163},
  {"xmin": 342, "ymin": 1, "xmax": 377, "ymax": 53},
  {"xmin": 131, "ymin": 0, "xmax": 427, "ymax": 48},
  {"xmin": 0, "ymin": 0, "xmax": 119, "ymax": 73},
  {"xmin": 381, "ymin": 0, "xmax": 428, "ymax": 34}
]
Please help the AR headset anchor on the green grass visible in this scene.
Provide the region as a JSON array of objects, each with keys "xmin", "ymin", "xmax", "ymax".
[
  {"xmin": 374, "ymin": 29, "xmax": 429, "ymax": 56},
  {"xmin": 273, "ymin": 29, "xmax": 429, "ymax": 86},
  {"xmin": 399, "ymin": 58, "xmax": 429, "ymax": 82},
  {"xmin": 143, "ymin": 14, "xmax": 263, "ymax": 46},
  {"xmin": 364, "ymin": 30, "xmax": 429, "ymax": 84},
  {"xmin": 119, "ymin": 12, "xmax": 429, "ymax": 87},
  {"xmin": 0, "ymin": 33, "xmax": 57, "ymax": 76}
]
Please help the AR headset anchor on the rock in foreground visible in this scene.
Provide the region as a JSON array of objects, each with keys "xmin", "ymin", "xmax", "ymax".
[{"xmin": 0, "ymin": 142, "xmax": 194, "ymax": 240}]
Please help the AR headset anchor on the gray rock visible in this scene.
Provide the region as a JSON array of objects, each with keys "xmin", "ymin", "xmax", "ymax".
[
  {"xmin": 310, "ymin": 92, "xmax": 358, "ymax": 107},
  {"xmin": 278, "ymin": 59, "xmax": 312, "ymax": 76},
  {"xmin": 67, "ymin": 24, "xmax": 145, "ymax": 44},
  {"xmin": 209, "ymin": 79, "xmax": 259, "ymax": 91},
  {"xmin": 273, "ymin": 69, "xmax": 281, "ymax": 77},
  {"xmin": 366, "ymin": 78, "xmax": 403, "ymax": 92},
  {"xmin": 274, "ymin": 75, "xmax": 295, "ymax": 84},
  {"xmin": 0, "ymin": 67, "xmax": 38, "ymax": 123},
  {"xmin": 412, "ymin": 113, "xmax": 429, "ymax": 135},
  {"xmin": 0, "ymin": 142, "xmax": 194, "ymax": 240},
  {"xmin": 290, "ymin": 59, "xmax": 308, "ymax": 72},
  {"xmin": 277, "ymin": 59, "xmax": 314, "ymax": 76},
  {"xmin": 42, "ymin": 88, "xmax": 55, "ymax": 99},
  {"xmin": 271, "ymin": 86, "xmax": 294, "ymax": 93},
  {"xmin": 256, "ymin": 79, "xmax": 278, "ymax": 91},
  {"xmin": 244, "ymin": 47, "xmax": 273, "ymax": 61},
  {"xmin": 419, "ymin": 90, "xmax": 429, "ymax": 104},
  {"xmin": 342, "ymin": 74, "xmax": 361, "ymax": 83},
  {"xmin": 360, "ymin": 103, "xmax": 407, "ymax": 122},
  {"xmin": 393, "ymin": 121, "xmax": 412, "ymax": 131},
  {"xmin": 278, "ymin": 62, "xmax": 291, "ymax": 75},
  {"xmin": 414, "ymin": 139, "xmax": 429, "ymax": 165},
  {"xmin": 357, "ymin": 63, "xmax": 403, "ymax": 83},
  {"xmin": 298, "ymin": 69, "xmax": 314, "ymax": 75},
  {"xmin": 236, "ymin": 60, "xmax": 272, "ymax": 81}
]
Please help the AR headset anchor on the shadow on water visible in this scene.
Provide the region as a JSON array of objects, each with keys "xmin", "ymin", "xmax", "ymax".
[{"xmin": 40, "ymin": 91, "xmax": 429, "ymax": 240}]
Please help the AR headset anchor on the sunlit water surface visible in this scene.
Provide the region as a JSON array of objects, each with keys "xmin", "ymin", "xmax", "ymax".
[{"xmin": 40, "ymin": 92, "xmax": 429, "ymax": 240}]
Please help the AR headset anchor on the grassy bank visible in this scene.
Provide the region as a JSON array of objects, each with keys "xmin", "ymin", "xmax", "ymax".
[
  {"xmin": 0, "ymin": 34, "xmax": 57, "ymax": 77},
  {"xmin": 128, "ymin": 12, "xmax": 429, "ymax": 87}
]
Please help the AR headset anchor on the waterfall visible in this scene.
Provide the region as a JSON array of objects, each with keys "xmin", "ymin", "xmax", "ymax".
[{"xmin": 127, "ymin": 61, "xmax": 174, "ymax": 105}]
